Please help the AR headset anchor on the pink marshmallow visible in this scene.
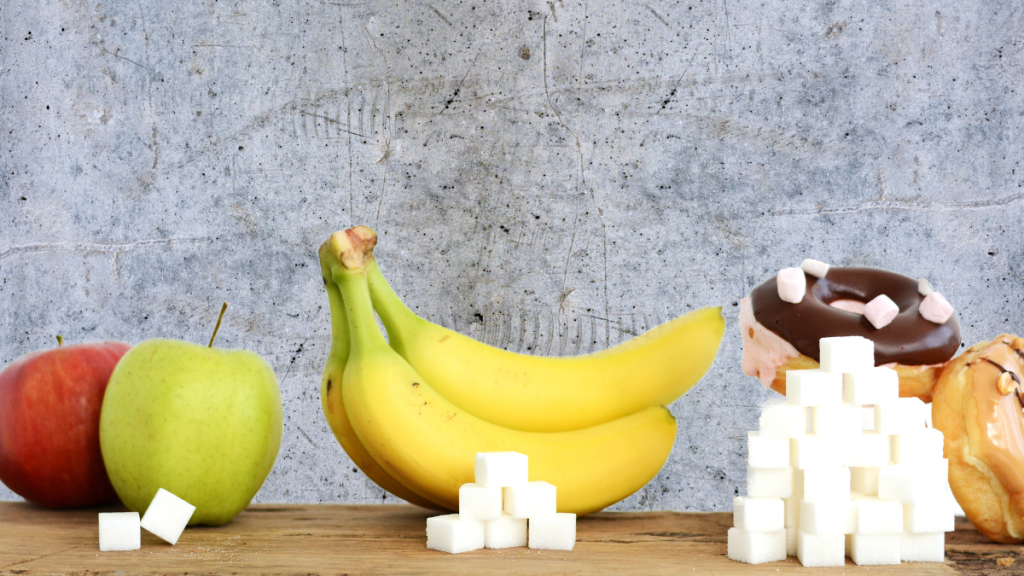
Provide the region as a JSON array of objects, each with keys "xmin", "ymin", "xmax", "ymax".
[
  {"xmin": 920, "ymin": 292, "xmax": 954, "ymax": 324},
  {"xmin": 777, "ymin": 267, "xmax": 806, "ymax": 304},
  {"xmin": 864, "ymin": 294, "xmax": 899, "ymax": 329}
]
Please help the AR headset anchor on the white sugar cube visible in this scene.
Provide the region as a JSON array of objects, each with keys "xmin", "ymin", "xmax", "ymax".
[
  {"xmin": 843, "ymin": 368, "xmax": 898, "ymax": 405},
  {"xmin": 747, "ymin": 467, "xmax": 793, "ymax": 499},
  {"xmin": 426, "ymin": 514, "xmax": 485, "ymax": 554},
  {"xmin": 503, "ymin": 481, "xmax": 556, "ymax": 519},
  {"xmin": 849, "ymin": 533, "xmax": 901, "ymax": 565},
  {"xmin": 98, "ymin": 512, "xmax": 140, "ymax": 552},
  {"xmin": 810, "ymin": 404, "xmax": 861, "ymax": 437},
  {"xmin": 727, "ymin": 528, "xmax": 786, "ymax": 564},
  {"xmin": 878, "ymin": 461, "xmax": 949, "ymax": 504},
  {"xmin": 855, "ymin": 497, "xmax": 903, "ymax": 534},
  {"xmin": 786, "ymin": 526, "xmax": 798, "ymax": 556},
  {"xmin": 800, "ymin": 259, "xmax": 830, "ymax": 278},
  {"xmin": 733, "ymin": 497, "xmax": 784, "ymax": 532},
  {"xmin": 785, "ymin": 370, "xmax": 843, "ymax": 406},
  {"xmin": 140, "ymin": 488, "xmax": 195, "ymax": 545},
  {"xmin": 784, "ymin": 496, "xmax": 801, "ymax": 527},
  {"xmin": 790, "ymin": 435, "xmax": 844, "ymax": 469},
  {"xmin": 861, "ymin": 406, "xmax": 875, "ymax": 430},
  {"xmin": 484, "ymin": 513, "xmax": 527, "ymax": 549},
  {"xmin": 891, "ymin": 428, "xmax": 945, "ymax": 465},
  {"xmin": 904, "ymin": 503, "xmax": 955, "ymax": 533},
  {"xmin": 459, "ymin": 483, "xmax": 502, "ymax": 520},
  {"xmin": 802, "ymin": 466, "xmax": 850, "ymax": 502},
  {"xmin": 850, "ymin": 467, "xmax": 881, "ymax": 496},
  {"xmin": 875, "ymin": 398, "xmax": 928, "ymax": 435},
  {"xmin": 475, "ymin": 452, "xmax": 528, "ymax": 487},
  {"xmin": 799, "ymin": 500, "xmax": 855, "ymax": 534},
  {"xmin": 901, "ymin": 531, "xmax": 945, "ymax": 562},
  {"xmin": 528, "ymin": 513, "xmax": 576, "ymax": 550},
  {"xmin": 747, "ymin": 431, "xmax": 790, "ymax": 468},
  {"xmin": 796, "ymin": 530, "xmax": 844, "ymax": 567},
  {"xmin": 819, "ymin": 336, "xmax": 874, "ymax": 374},
  {"xmin": 759, "ymin": 403, "xmax": 807, "ymax": 438},
  {"xmin": 844, "ymin": 432, "xmax": 890, "ymax": 468}
]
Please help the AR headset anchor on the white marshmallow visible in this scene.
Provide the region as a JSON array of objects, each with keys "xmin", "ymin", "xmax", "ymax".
[
  {"xmin": 98, "ymin": 512, "xmax": 141, "ymax": 552},
  {"xmin": 785, "ymin": 370, "xmax": 843, "ymax": 407},
  {"xmin": 802, "ymin": 466, "xmax": 850, "ymax": 503},
  {"xmin": 426, "ymin": 514, "xmax": 485, "ymax": 554},
  {"xmin": 800, "ymin": 259, "xmax": 830, "ymax": 279},
  {"xmin": 810, "ymin": 404, "xmax": 861, "ymax": 437},
  {"xmin": 528, "ymin": 513, "xmax": 576, "ymax": 550},
  {"xmin": 777, "ymin": 267, "xmax": 807, "ymax": 304},
  {"xmin": 796, "ymin": 530, "xmax": 845, "ymax": 567},
  {"xmin": 901, "ymin": 531, "xmax": 946, "ymax": 562},
  {"xmin": 850, "ymin": 467, "xmax": 882, "ymax": 496},
  {"xmin": 733, "ymin": 497, "xmax": 785, "ymax": 532},
  {"xmin": 891, "ymin": 428, "xmax": 945, "ymax": 465},
  {"xmin": 747, "ymin": 467, "xmax": 794, "ymax": 499},
  {"xmin": 475, "ymin": 452, "xmax": 528, "ymax": 487},
  {"xmin": 843, "ymin": 368, "xmax": 899, "ymax": 405},
  {"xmin": 819, "ymin": 336, "xmax": 874, "ymax": 373},
  {"xmin": 875, "ymin": 398, "xmax": 928, "ymax": 435},
  {"xmin": 844, "ymin": 433, "xmax": 890, "ymax": 468},
  {"xmin": 759, "ymin": 403, "xmax": 807, "ymax": 438},
  {"xmin": 904, "ymin": 503, "xmax": 955, "ymax": 533},
  {"xmin": 854, "ymin": 497, "xmax": 904, "ymax": 534},
  {"xmin": 918, "ymin": 277, "xmax": 933, "ymax": 296},
  {"xmin": 799, "ymin": 500, "xmax": 855, "ymax": 535},
  {"xmin": 878, "ymin": 460, "xmax": 949, "ymax": 504},
  {"xmin": 747, "ymin": 431, "xmax": 791, "ymax": 468},
  {"xmin": 920, "ymin": 292, "xmax": 954, "ymax": 324},
  {"xmin": 140, "ymin": 488, "xmax": 195, "ymax": 546},
  {"xmin": 727, "ymin": 528, "xmax": 787, "ymax": 564},
  {"xmin": 849, "ymin": 533, "xmax": 901, "ymax": 565},
  {"xmin": 503, "ymin": 481, "xmax": 557, "ymax": 519},
  {"xmin": 863, "ymin": 294, "xmax": 899, "ymax": 329},
  {"xmin": 459, "ymin": 483, "xmax": 503, "ymax": 521},
  {"xmin": 790, "ymin": 435, "xmax": 844, "ymax": 469},
  {"xmin": 484, "ymin": 513, "xmax": 527, "ymax": 549}
]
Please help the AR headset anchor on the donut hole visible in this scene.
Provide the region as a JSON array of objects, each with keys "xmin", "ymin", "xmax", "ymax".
[{"xmin": 830, "ymin": 299, "xmax": 867, "ymax": 315}]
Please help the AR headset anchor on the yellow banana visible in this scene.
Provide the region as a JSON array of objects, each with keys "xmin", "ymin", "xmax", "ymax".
[
  {"xmin": 366, "ymin": 251, "xmax": 724, "ymax": 432},
  {"xmin": 318, "ymin": 244, "xmax": 447, "ymax": 510},
  {"xmin": 324, "ymin": 228, "xmax": 677, "ymax": 514}
]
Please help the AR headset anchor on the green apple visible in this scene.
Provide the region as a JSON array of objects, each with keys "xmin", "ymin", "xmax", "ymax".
[{"xmin": 99, "ymin": 338, "xmax": 282, "ymax": 526}]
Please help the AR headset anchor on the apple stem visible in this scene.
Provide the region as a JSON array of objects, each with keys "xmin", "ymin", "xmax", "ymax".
[
  {"xmin": 208, "ymin": 302, "xmax": 228, "ymax": 347},
  {"xmin": 56, "ymin": 335, "xmax": 63, "ymax": 346}
]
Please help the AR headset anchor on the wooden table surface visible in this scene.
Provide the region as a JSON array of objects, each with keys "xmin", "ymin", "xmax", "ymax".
[{"xmin": 0, "ymin": 503, "xmax": 1021, "ymax": 575}]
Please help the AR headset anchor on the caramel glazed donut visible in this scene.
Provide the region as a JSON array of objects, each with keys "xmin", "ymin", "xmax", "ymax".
[
  {"xmin": 740, "ymin": 263, "xmax": 961, "ymax": 401},
  {"xmin": 932, "ymin": 335, "xmax": 1024, "ymax": 543}
]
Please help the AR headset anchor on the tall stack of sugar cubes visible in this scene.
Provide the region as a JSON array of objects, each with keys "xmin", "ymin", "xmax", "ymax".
[
  {"xmin": 426, "ymin": 452, "xmax": 576, "ymax": 554},
  {"xmin": 728, "ymin": 336, "xmax": 954, "ymax": 567}
]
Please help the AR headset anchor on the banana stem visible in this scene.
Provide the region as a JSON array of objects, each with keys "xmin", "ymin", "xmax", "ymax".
[
  {"xmin": 335, "ymin": 267, "xmax": 389, "ymax": 354},
  {"xmin": 366, "ymin": 260, "xmax": 420, "ymax": 350},
  {"xmin": 320, "ymin": 262, "xmax": 351, "ymax": 368}
]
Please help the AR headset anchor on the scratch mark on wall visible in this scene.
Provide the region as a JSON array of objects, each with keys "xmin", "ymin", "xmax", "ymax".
[
  {"xmin": 426, "ymin": 4, "xmax": 452, "ymax": 27},
  {"xmin": 0, "ymin": 237, "xmax": 220, "ymax": 263},
  {"xmin": 770, "ymin": 192, "xmax": 1024, "ymax": 217},
  {"xmin": 439, "ymin": 53, "xmax": 479, "ymax": 115},
  {"xmin": 646, "ymin": 5, "xmax": 669, "ymax": 27}
]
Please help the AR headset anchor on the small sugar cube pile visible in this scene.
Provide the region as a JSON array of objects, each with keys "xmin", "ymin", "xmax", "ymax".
[
  {"xmin": 99, "ymin": 488, "xmax": 196, "ymax": 551},
  {"xmin": 729, "ymin": 336, "xmax": 954, "ymax": 567},
  {"xmin": 426, "ymin": 452, "xmax": 576, "ymax": 554}
]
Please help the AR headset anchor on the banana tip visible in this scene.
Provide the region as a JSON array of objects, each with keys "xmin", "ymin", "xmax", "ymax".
[{"xmin": 320, "ymin": 227, "xmax": 378, "ymax": 270}]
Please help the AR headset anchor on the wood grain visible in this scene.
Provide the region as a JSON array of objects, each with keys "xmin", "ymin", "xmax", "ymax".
[{"xmin": 0, "ymin": 503, "xmax": 1016, "ymax": 575}]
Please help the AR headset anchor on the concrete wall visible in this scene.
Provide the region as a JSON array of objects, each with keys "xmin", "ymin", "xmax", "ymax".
[{"xmin": 2, "ymin": 0, "xmax": 1022, "ymax": 511}]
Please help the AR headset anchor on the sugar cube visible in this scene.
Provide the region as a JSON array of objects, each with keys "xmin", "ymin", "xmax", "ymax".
[
  {"xmin": 426, "ymin": 514, "xmax": 485, "ymax": 554},
  {"xmin": 459, "ymin": 483, "xmax": 502, "ymax": 520},
  {"xmin": 528, "ymin": 513, "xmax": 576, "ymax": 550},
  {"xmin": 802, "ymin": 466, "xmax": 850, "ymax": 503},
  {"xmin": 904, "ymin": 503, "xmax": 955, "ymax": 533},
  {"xmin": 790, "ymin": 435, "xmax": 844, "ymax": 469},
  {"xmin": 785, "ymin": 370, "xmax": 843, "ymax": 406},
  {"xmin": 784, "ymin": 496, "xmax": 800, "ymax": 527},
  {"xmin": 484, "ymin": 513, "xmax": 527, "ymax": 549},
  {"xmin": 799, "ymin": 500, "xmax": 855, "ymax": 535},
  {"xmin": 809, "ymin": 404, "xmax": 860, "ymax": 437},
  {"xmin": 875, "ymin": 398, "xmax": 928, "ymax": 435},
  {"xmin": 819, "ymin": 336, "xmax": 874, "ymax": 374},
  {"xmin": 727, "ymin": 528, "xmax": 786, "ymax": 564},
  {"xmin": 854, "ymin": 497, "xmax": 903, "ymax": 534},
  {"xmin": 503, "ymin": 481, "xmax": 557, "ymax": 519},
  {"xmin": 850, "ymin": 467, "xmax": 881, "ymax": 496},
  {"xmin": 878, "ymin": 461, "xmax": 949, "ymax": 504},
  {"xmin": 844, "ymin": 432, "xmax": 890, "ymax": 468},
  {"xmin": 901, "ymin": 531, "xmax": 946, "ymax": 562},
  {"xmin": 849, "ymin": 533, "xmax": 901, "ymax": 565},
  {"xmin": 98, "ymin": 512, "xmax": 141, "ymax": 552},
  {"xmin": 475, "ymin": 452, "xmax": 528, "ymax": 487},
  {"xmin": 796, "ymin": 530, "xmax": 845, "ymax": 567},
  {"xmin": 747, "ymin": 431, "xmax": 790, "ymax": 468},
  {"xmin": 759, "ymin": 403, "xmax": 807, "ymax": 438},
  {"xmin": 733, "ymin": 497, "xmax": 784, "ymax": 532},
  {"xmin": 140, "ymin": 488, "xmax": 195, "ymax": 545},
  {"xmin": 861, "ymin": 406, "xmax": 875, "ymax": 430},
  {"xmin": 786, "ymin": 526, "xmax": 798, "ymax": 556},
  {"xmin": 843, "ymin": 368, "xmax": 898, "ymax": 405},
  {"xmin": 891, "ymin": 428, "xmax": 945, "ymax": 465},
  {"xmin": 747, "ymin": 467, "xmax": 793, "ymax": 499}
]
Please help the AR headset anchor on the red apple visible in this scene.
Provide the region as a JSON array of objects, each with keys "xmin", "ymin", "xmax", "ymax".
[{"xmin": 0, "ymin": 341, "xmax": 130, "ymax": 508}]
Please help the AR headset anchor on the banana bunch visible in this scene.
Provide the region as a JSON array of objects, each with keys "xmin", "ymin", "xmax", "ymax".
[{"xmin": 318, "ymin": 226, "xmax": 725, "ymax": 514}]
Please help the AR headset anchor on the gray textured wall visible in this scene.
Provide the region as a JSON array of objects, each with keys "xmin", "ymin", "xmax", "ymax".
[{"xmin": 2, "ymin": 0, "xmax": 1022, "ymax": 512}]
